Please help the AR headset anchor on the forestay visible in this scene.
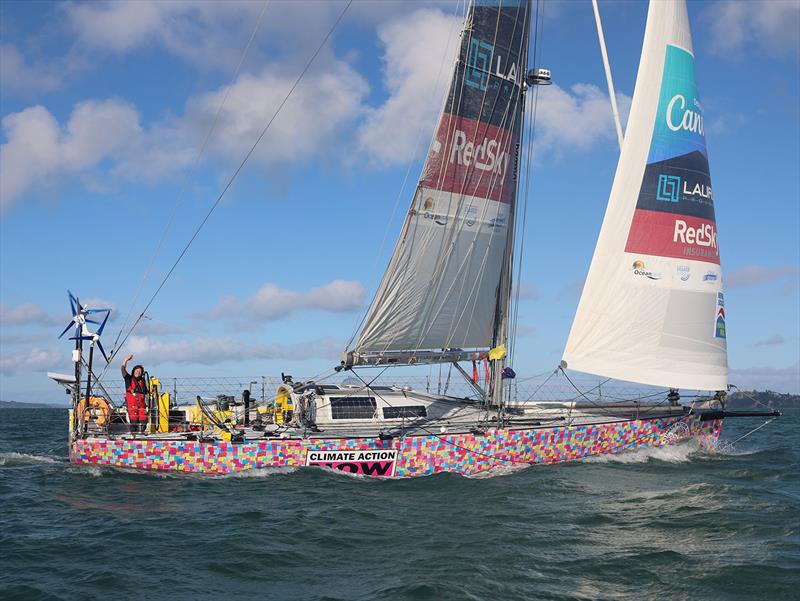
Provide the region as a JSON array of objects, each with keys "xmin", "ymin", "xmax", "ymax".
[
  {"xmin": 563, "ymin": 0, "xmax": 727, "ymax": 391},
  {"xmin": 348, "ymin": 0, "xmax": 531, "ymax": 366}
]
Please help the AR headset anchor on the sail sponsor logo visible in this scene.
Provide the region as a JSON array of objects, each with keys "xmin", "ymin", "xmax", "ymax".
[
  {"xmin": 625, "ymin": 210, "xmax": 721, "ymax": 264},
  {"xmin": 450, "ymin": 129, "xmax": 510, "ymax": 177},
  {"xmin": 648, "ymin": 45, "xmax": 709, "ymax": 163},
  {"xmin": 673, "ymin": 219, "xmax": 717, "ymax": 250},
  {"xmin": 656, "ymin": 174, "xmax": 681, "ymax": 202},
  {"xmin": 464, "ymin": 205, "xmax": 477, "ymax": 227},
  {"xmin": 422, "ymin": 114, "xmax": 515, "ymax": 203},
  {"xmin": 684, "ymin": 180, "xmax": 712, "ymax": 200},
  {"xmin": 703, "ymin": 271, "xmax": 718, "ymax": 283},
  {"xmin": 715, "ymin": 292, "xmax": 726, "ymax": 339},
  {"xmin": 632, "ymin": 260, "xmax": 662, "ymax": 280},
  {"xmin": 656, "ymin": 174, "xmax": 713, "ymax": 205},
  {"xmin": 466, "ymin": 39, "xmax": 494, "ymax": 91},
  {"xmin": 488, "ymin": 214, "xmax": 507, "ymax": 228},
  {"xmin": 306, "ymin": 449, "xmax": 398, "ymax": 477},
  {"xmin": 677, "ymin": 265, "xmax": 691, "ymax": 282},
  {"xmin": 421, "ymin": 197, "xmax": 448, "ymax": 226},
  {"xmin": 465, "ymin": 38, "xmax": 520, "ymax": 92},
  {"xmin": 666, "ymin": 94, "xmax": 704, "ymax": 137}
]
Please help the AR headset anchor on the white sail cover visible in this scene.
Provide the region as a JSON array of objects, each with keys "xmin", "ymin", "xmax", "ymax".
[
  {"xmin": 562, "ymin": 0, "xmax": 728, "ymax": 391},
  {"xmin": 350, "ymin": 1, "xmax": 530, "ymax": 363}
]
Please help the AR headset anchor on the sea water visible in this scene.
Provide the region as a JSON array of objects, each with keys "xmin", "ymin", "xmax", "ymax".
[{"xmin": 1, "ymin": 408, "xmax": 797, "ymax": 600}]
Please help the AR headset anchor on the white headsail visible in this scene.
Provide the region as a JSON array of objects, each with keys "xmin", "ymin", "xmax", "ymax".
[
  {"xmin": 346, "ymin": 0, "xmax": 531, "ymax": 367},
  {"xmin": 562, "ymin": 0, "xmax": 727, "ymax": 391}
]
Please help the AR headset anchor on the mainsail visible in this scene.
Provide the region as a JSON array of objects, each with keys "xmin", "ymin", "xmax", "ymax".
[
  {"xmin": 347, "ymin": 0, "xmax": 531, "ymax": 366},
  {"xmin": 563, "ymin": 0, "xmax": 727, "ymax": 391}
]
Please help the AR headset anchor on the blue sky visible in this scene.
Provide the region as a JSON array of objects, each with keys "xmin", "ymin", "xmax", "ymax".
[{"xmin": 1, "ymin": 0, "xmax": 798, "ymax": 403}]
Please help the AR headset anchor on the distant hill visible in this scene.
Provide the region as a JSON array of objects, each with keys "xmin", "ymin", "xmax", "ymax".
[
  {"xmin": 726, "ymin": 390, "xmax": 800, "ymax": 409},
  {"xmin": 0, "ymin": 400, "xmax": 65, "ymax": 409}
]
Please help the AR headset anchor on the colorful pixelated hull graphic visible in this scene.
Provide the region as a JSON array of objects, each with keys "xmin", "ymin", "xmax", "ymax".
[{"xmin": 70, "ymin": 415, "xmax": 722, "ymax": 478}]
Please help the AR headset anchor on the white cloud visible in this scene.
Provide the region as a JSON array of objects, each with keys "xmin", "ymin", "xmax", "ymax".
[
  {"xmin": 726, "ymin": 265, "xmax": 800, "ymax": 289},
  {"xmin": 184, "ymin": 61, "xmax": 368, "ymax": 168},
  {"xmin": 356, "ymin": 9, "xmax": 462, "ymax": 166},
  {"xmin": 753, "ymin": 335, "xmax": 785, "ymax": 347},
  {"xmin": 730, "ymin": 362, "xmax": 800, "ymax": 394},
  {"xmin": 704, "ymin": 0, "xmax": 800, "ymax": 56},
  {"xmin": 0, "ymin": 60, "xmax": 366, "ymax": 210},
  {"xmin": 61, "ymin": 1, "xmax": 449, "ymax": 69},
  {"xmin": 0, "ymin": 333, "xmax": 52, "ymax": 346},
  {"xmin": 559, "ymin": 279, "xmax": 586, "ymax": 299},
  {"xmin": 0, "ymin": 303, "xmax": 60, "ymax": 326},
  {"xmin": 0, "ymin": 347, "xmax": 63, "ymax": 375},
  {"xmin": 515, "ymin": 283, "xmax": 540, "ymax": 301},
  {"xmin": 211, "ymin": 280, "xmax": 365, "ymax": 322},
  {"xmin": 127, "ymin": 335, "xmax": 342, "ymax": 366},
  {"xmin": 0, "ymin": 44, "xmax": 62, "ymax": 96},
  {"xmin": 533, "ymin": 84, "xmax": 632, "ymax": 156},
  {"xmin": 1, "ymin": 5, "xmax": 630, "ymax": 212},
  {"xmin": 0, "ymin": 100, "xmax": 151, "ymax": 211},
  {"xmin": 63, "ymin": 0, "xmax": 265, "ymax": 68},
  {"xmin": 516, "ymin": 324, "xmax": 536, "ymax": 337}
]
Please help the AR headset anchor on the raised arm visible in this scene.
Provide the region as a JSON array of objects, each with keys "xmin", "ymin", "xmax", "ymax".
[{"xmin": 121, "ymin": 354, "xmax": 133, "ymax": 378}]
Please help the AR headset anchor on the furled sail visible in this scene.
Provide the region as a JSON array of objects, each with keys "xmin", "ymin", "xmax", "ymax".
[
  {"xmin": 347, "ymin": 0, "xmax": 531, "ymax": 366},
  {"xmin": 562, "ymin": 0, "xmax": 727, "ymax": 391}
]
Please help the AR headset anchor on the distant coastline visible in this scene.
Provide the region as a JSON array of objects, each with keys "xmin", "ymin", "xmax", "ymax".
[
  {"xmin": 726, "ymin": 390, "xmax": 800, "ymax": 409},
  {"xmin": 0, "ymin": 400, "xmax": 66, "ymax": 409}
]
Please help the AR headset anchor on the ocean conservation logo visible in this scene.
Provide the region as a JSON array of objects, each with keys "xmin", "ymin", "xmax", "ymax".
[{"xmin": 632, "ymin": 260, "xmax": 662, "ymax": 280}]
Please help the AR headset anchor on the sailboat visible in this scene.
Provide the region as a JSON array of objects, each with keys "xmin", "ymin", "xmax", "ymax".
[{"xmin": 53, "ymin": 0, "xmax": 778, "ymax": 477}]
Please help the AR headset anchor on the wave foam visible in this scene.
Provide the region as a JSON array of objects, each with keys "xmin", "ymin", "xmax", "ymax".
[
  {"xmin": 0, "ymin": 452, "xmax": 62, "ymax": 466},
  {"xmin": 582, "ymin": 440, "xmax": 702, "ymax": 464}
]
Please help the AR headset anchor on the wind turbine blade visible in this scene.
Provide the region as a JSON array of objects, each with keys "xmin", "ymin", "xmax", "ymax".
[
  {"xmin": 96, "ymin": 340, "xmax": 110, "ymax": 363},
  {"xmin": 68, "ymin": 290, "xmax": 77, "ymax": 316},
  {"xmin": 96, "ymin": 311, "xmax": 111, "ymax": 336},
  {"xmin": 86, "ymin": 318, "xmax": 101, "ymax": 325},
  {"xmin": 58, "ymin": 321, "xmax": 75, "ymax": 339}
]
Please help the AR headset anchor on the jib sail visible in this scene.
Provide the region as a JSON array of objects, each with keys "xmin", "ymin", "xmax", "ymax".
[{"xmin": 562, "ymin": 0, "xmax": 727, "ymax": 391}]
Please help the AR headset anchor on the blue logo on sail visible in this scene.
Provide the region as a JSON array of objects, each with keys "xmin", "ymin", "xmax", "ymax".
[
  {"xmin": 656, "ymin": 174, "xmax": 681, "ymax": 202},
  {"xmin": 466, "ymin": 39, "xmax": 493, "ymax": 91},
  {"xmin": 648, "ymin": 45, "xmax": 708, "ymax": 164}
]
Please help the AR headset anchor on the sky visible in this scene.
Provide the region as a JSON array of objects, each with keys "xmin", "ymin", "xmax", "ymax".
[{"xmin": 1, "ymin": 0, "xmax": 798, "ymax": 404}]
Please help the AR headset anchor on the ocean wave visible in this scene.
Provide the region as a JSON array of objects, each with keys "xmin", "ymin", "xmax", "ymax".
[
  {"xmin": 466, "ymin": 462, "xmax": 532, "ymax": 479},
  {"xmin": 0, "ymin": 452, "xmax": 62, "ymax": 467},
  {"xmin": 215, "ymin": 466, "xmax": 299, "ymax": 479},
  {"xmin": 582, "ymin": 440, "xmax": 702, "ymax": 464}
]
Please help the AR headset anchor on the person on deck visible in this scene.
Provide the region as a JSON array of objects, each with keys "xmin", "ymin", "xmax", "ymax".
[{"xmin": 122, "ymin": 354, "xmax": 148, "ymax": 433}]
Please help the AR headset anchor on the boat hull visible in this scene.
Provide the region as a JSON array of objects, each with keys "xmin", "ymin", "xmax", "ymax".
[{"xmin": 69, "ymin": 414, "xmax": 722, "ymax": 477}]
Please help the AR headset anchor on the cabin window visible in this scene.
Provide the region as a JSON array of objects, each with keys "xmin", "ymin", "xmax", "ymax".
[
  {"xmin": 382, "ymin": 406, "xmax": 427, "ymax": 419},
  {"xmin": 329, "ymin": 397, "xmax": 377, "ymax": 420}
]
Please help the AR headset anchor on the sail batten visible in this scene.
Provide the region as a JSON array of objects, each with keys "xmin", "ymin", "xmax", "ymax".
[
  {"xmin": 349, "ymin": 0, "xmax": 531, "ymax": 366},
  {"xmin": 562, "ymin": 0, "xmax": 727, "ymax": 391}
]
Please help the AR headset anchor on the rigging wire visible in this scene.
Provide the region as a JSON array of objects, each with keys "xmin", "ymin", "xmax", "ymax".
[
  {"xmin": 510, "ymin": 0, "xmax": 544, "ymax": 362},
  {"xmin": 103, "ymin": 0, "xmax": 354, "ymax": 369},
  {"xmin": 105, "ymin": 0, "xmax": 271, "ymax": 370}
]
